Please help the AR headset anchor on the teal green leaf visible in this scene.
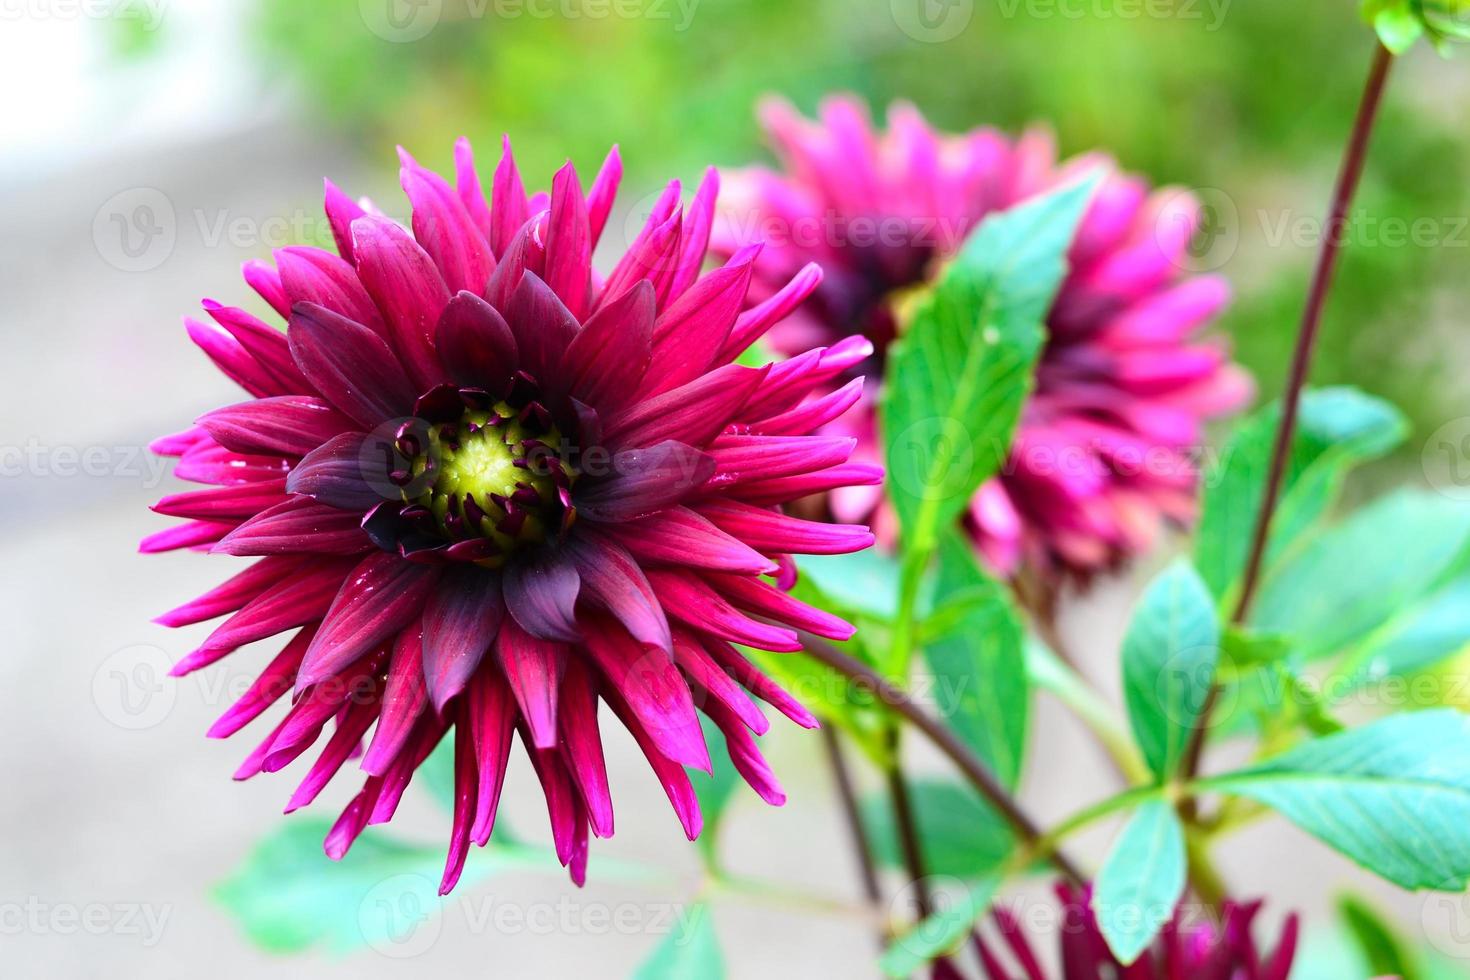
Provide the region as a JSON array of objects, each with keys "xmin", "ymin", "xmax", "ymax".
[
  {"xmin": 882, "ymin": 175, "xmax": 1100, "ymax": 554},
  {"xmin": 634, "ymin": 903, "xmax": 724, "ymax": 979},
  {"xmin": 1195, "ymin": 387, "xmax": 1406, "ymax": 604},
  {"xmin": 862, "ymin": 780, "xmax": 1014, "ymax": 880},
  {"xmin": 796, "ymin": 550, "xmax": 902, "ymax": 622},
  {"xmin": 1121, "ymin": 560, "xmax": 1220, "ymax": 780},
  {"xmin": 1201, "ymin": 710, "xmax": 1470, "ymax": 890},
  {"xmin": 922, "ymin": 532, "xmax": 1028, "ymax": 788},
  {"xmin": 1252, "ymin": 490, "xmax": 1470, "ymax": 660},
  {"xmin": 880, "ymin": 876, "xmax": 1001, "ymax": 978},
  {"xmin": 1220, "ymin": 626, "xmax": 1293, "ymax": 670},
  {"xmin": 1341, "ymin": 573, "xmax": 1470, "ymax": 683},
  {"xmin": 1092, "ymin": 800, "xmax": 1187, "ymax": 966},
  {"xmin": 691, "ymin": 715, "xmax": 740, "ymax": 865},
  {"xmin": 1338, "ymin": 893, "xmax": 1428, "ymax": 980}
]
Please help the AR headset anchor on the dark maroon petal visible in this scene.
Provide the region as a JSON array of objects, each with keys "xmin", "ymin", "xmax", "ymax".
[
  {"xmin": 524, "ymin": 741, "xmax": 579, "ymax": 866},
  {"xmin": 483, "ymin": 212, "xmax": 546, "ymax": 313},
  {"xmin": 153, "ymin": 479, "xmax": 287, "ymax": 520},
  {"xmin": 435, "ymin": 290, "xmax": 518, "ymax": 389},
  {"xmin": 505, "ymin": 271, "xmax": 579, "ymax": 391},
  {"xmin": 362, "ymin": 624, "xmax": 429, "ymax": 775},
  {"xmin": 563, "ymin": 534, "xmax": 671, "ymax": 653},
  {"xmin": 574, "ymin": 441, "xmax": 715, "ymax": 523},
  {"xmin": 543, "ymin": 162, "xmax": 591, "ymax": 320},
  {"xmin": 559, "ymin": 659, "xmax": 613, "ymax": 836},
  {"xmin": 597, "ymin": 507, "xmax": 776, "ymax": 575},
  {"xmin": 401, "ymin": 155, "xmax": 496, "ymax": 296},
  {"xmin": 204, "ymin": 301, "xmax": 311, "ymax": 394},
  {"xmin": 350, "ymin": 214, "xmax": 452, "ymax": 391},
  {"xmin": 198, "ymin": 395, "xmax": 357, "ymax": 458},
  {"xmin": 439, "ymin": 717, "xmax": 479, "ymax": 895},
  {"xmin": 286, "ymin": 433, "xmax": 386, "ymax": 510},
  {"xmin": 496, "ymin": 617, "xmax": 568, "ymax": 749},
  {"xmin": 584, "ymin": 146, "xmax": 622, "ymax": 249},
  {"xmin": 297, "ymin": 552, "xmax": 441, "ymax": 690},
  {"xmin": 276, "ymin": 246, "xmax": 386, "ymax": 336},
  {"xmin": 582, "ymin": 616, "xmax": 709, "ymax": 772},
  {"xmin": 155, "ymin": 555, "xmax": 304, "ymax": 627},
  {"xmin": 642, "ymin": 253, "xmax": 752, "ymax": 395},
  {"xmin": 323, "ymin": 178, "xmax": 367, "ymax": 262},
  {"xmin": 468, "ymin": 667, "xmax": 517, "ymax": 844},
  {"xmin": 562, "ymin": 280, "xmax": 654, "ymax": 413},
  {"xmin": 214, "ymin": 497, "xmax": 373, "ymax": 556},
  {"xmin": 288, "ymin": 302, "xmax": 417, "ymax": 429},
  {"xmin": 645, "ymin": 568, "xmax": 801, "ymax": 652},
  {"xmin": 603, "ymin": 364, "xmax": 766, "ymax": 451},
  {"xmin": 421, "ymin": 565, "xmax": 504, "ymax": 711},
  {"xmin": 503, "ymin": 549, "xmax": 581, "ymax": 642}
]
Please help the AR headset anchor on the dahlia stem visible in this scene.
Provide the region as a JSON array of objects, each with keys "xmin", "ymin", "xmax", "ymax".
[
  {"xmin": 799, "ymin": 633, "xmax": 1087, "ymax": 885},
  {"xmin": 820, "ymin": 725, "xmax": 890, "ymax": 943},
  {"xmin": 1180, "ymin": 40, "xmax": 1396, "ymax": 783},
  {"xmin": 885, "ymin": 742, "xmax": 934, "ymax": 920}
]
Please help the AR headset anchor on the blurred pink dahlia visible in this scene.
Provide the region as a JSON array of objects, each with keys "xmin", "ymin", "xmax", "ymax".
[
  {"xmin": 715, "ymin": 97, "xmax": 1252, "ymax": 578},
  {"xmin": 969, "ymin": 884, "xmax": 1298, "ymax": 979},
  {"xmin": 145, "ymin": 138, "xmax": 879, "ymax": 892}
]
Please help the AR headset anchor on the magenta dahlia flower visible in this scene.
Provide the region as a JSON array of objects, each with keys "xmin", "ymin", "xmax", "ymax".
[
  {"xmin": 715, "ymin": 97, "xmax": 1252, "ymax": 577},
  {"xmin": 145, "ymin": 138, "xmax": 879, "ymax": 892},
  {"xmin": 969, "ymin": 885, "xmax": 1299, "ymax": 979}
]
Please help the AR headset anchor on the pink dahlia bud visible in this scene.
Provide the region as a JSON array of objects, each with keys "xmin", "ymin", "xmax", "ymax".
[
  {"xmin": 145, "ymin": 138, "xmax": 879, "ymax": 893},
  {"xmin": 715, "ymin": 96, "xmax": 1254, "ymax": 578},
  {"xmin": 972, "ymin": 884, "xmax": 1299, "ymax": 979}
]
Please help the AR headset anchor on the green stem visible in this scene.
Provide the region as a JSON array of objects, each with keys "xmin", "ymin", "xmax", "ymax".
[{"xmin": 1028, "ymin": 785, "xmax": 1167, "ymax": 865}]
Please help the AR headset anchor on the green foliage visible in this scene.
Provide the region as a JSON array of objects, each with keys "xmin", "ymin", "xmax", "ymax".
[
  {"xmin": 882, "ymin": 176, "xmax": 1098, "ymax": 551},
  {"xmin": 1121, "ymin": 560, "xmax": 1220, "ymax": 781},
  {"xmin": 862, "ymin": 780, "xmax": 1014, "ymax": 880},
  {"xmin": 880, "ymin": 876, "xmax": 1000, "ymax": 979},
  {"xmin": 1202, "ymin": 710, "xmax": 1470, "ymax": 890},
  {"xmin": 1092, "ymin": 801, "xmax": 1187, "ymax": 966},
  {"xmin": 633, "ymin": 904, "xmax": 725, "ymax": 979},
  {"xmin": 691, "ymin": 716, "xmax": 741, "ymax": 866},
  {"xmin": 795, "ymin": 551, "xmax": 902, "ymax": 623}
]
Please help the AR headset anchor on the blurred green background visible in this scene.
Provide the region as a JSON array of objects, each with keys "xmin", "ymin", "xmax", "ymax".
[{"xmin": 131, "ymin": 0, "xmax": 1470, "ymax": 479}]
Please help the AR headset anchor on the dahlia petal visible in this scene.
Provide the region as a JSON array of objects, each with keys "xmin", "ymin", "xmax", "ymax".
[
  {"xmin": 525, "ymin": 742, "xmax": 579, "ymax": 865},
  {"xmin": 286, "ymin": 433, "xmax": 384, "ymax": 510},
  {"xmin": 704, "ymin": 697, "xmax": 785, "ymax": 806},
  {"xmin": 214, "ymin": 498, "xmax": 372, "ymax": 556},
  {"xmin": 207, "ymin": 624, "xmax": 314, "ymax": 739},
  {"xmin": 603, "ymin": 203, "xmax": 682, "ymax": 307},
  {"xmin": 198, "ymin": 395, "xmax": 356, "ymax": 458},
  {"xmin": 559, "ymin": 660, "xmax": 614, "ymax": 837},
  {"xmin": 139, "ymin": 520, "xmax": 235, "ymax": 554},
  {"xmin": 439, "ymin": 719, "xmax": 479, "ymax": 895},
  {"xmin": 361, "ymin": 625, "xmax": 429, "ymax": 774},
  {"xmin": 350, "ymin": 214, "xmax": 452, "ymax": 391},
  {"xmin": 490, "ymin": 135, "xmax": 531, "ymax": 257},
  {"xmin": 434, "ymin": 291, "xmax": 518, "ymax": 390},
  {"xmin": 468, "ymin": 667, "xmax": 517, "ymax": 844},
  {"xmin": 174, "ymin": 442, "xmax": 290, "ymax": 486},
  {"xmin": 288, "ymin": 302, "xmax": 418, "ymax": 428},
  {"xmin": 751, "ymin": 377, "xmax": 865, "ymax": 437},
  {"xmin": 324, "ymin": 777, "xmax": 384, "ymax": 859},
  {"xmin": 482, "ymin": 213, "xmax": 545, "ymax": 312},
  {"xmin": 371, "ymin": 715, "xmax": 446, "ymax": 826},
  {"xmin": 603, "ymin": 689, "xmax": 703, "ymax": 839},
  {"xmin": 562, "ymin": 279, "xmax": 654, "ymax": 412},
  {"xmin": 544, "ymin": 162, "xmax": 592, "ymax": 319},
  {"xmin": 599, "ymin": 506, "xmax": 777, "ymax": 575},
  {"xmin": 152, "ymin": 479, "xmax": 288, "ymax": 521},
  {"xmin": 505, "ymin": 271, "xmax": 579, "ymax": 394},
  {"xmin": 150, "ymin": 427, "xmax": 208, "ymax": 457},
  {"xmin": 735, "ymin": 462, "xmax": 885, "ymax": 507},
  {"xmin": 185, "ymin": 317, "xmax": 280, "ymax": 398},
  {"xmin": 242, "ymin": 259, "xmax": 290, "ymax": 320},
  {"xmin": 422, "ymin": 565, "xmax": 504, "ymax": 711},
  {"xmin": 584, "ymin": 145, "xmax": 622, "ymax": 249},
  {"xmin": 643, "ymin": 252, "xmax": 753, "ymax": 394},
  {"xmin": 297, "ymin": 553, "xmax": 441, "ymax": 690},
  {"xmin": 702, "ymin": 639, "xmax": 819, "ymax": 729},
  {"xmin": 583, "ymin": 618, "xmax": 709, "ymax": 772},
  {"xmin": 706, "ymin": 571, "xmax": 856, "ymax": 642},
  {"xmin": 707, "ymin": 435, "xmax": 855, "ymax": 488},
  {"xmin": 155, "ymin": 555, "xmax": 303, "ymax": 628},
  {"xmin": 286, "ymin": 688, "xmax": 380, "ymax": 813},
  {"xmin": 496, "ymin": 618, "xmax": 568, "ymax": 750},
  {"xmin": 671, "ymin": 627, "xmax": 768, "ymax": 736},
  {"xmin": 645, "ymin": 569, "xmax": 801, "ymax": 652},
  {"xmin": 697, "ymin": 499, "xmax": 874, "ymax": 557},
  {"xmin": 400, "ymin": 156, "xmax": 496, "ymax": 297},
  {"xmin": 573, "ymin": 441, "xmax": 716, "ymax": 523},
  {"xmin": 323, "ymin": 178, "xmax": 367, "ymax": 262},
  {"xmin": 204, "ymin": 300, "xmax": 311, "ymax": 393},
  {"xmin": 450, "ymin": 138, "xmax": 495, "ymax": 241},
  {"xmin": 603, "ymin": 364, "xmax": 767, "ymax": 450},
  {"xmin": 567, "ymin": 803, "xmax": 590, "ymax": 887},
  {"xmin": 667, "ymin": 167, "xmax": 719, "ymax": 302},
  {"xmin": 275, "ymin": 246, "xmax": 386, "ymax": 337},
  {"xmin": 503, "ymin": 550, "xmax": 581, "ymax": 643},
  {"xmin": 235, "ymin": 716, "xmax": 290, "ymax": 782},
  {"xmin": 719, "ymin": 261, "xmax": 823, "ymax": 362},
  {"xmin": 564, "ymin": 535, "xmax": 671, "ymax": 653}
]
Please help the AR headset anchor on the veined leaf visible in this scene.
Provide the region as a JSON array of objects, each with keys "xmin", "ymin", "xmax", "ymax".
[
  {"xmin": 1092, "ymin": 800, "xmax": 1187, "ymax": 966},
  {"xmin": 1121, "ymin": 560, "xmax": 1220, "ymax": 780},
  {"xmin": 880, "ymin": 875, "xmax": 1001, "ymax": 978},
  {"xmin": 882, "ymin": 175, "xmax": 1100, "ymax": 555},
  {"xmin": 1201, "ymin": 710, "xmax": 1470, "ymax": 890},
  {"xmin": 862, "ymin": 780, "xmax": 1014, "ymax": 880}
]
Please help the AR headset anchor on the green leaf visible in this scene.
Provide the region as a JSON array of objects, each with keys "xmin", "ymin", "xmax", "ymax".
[
  {"xmin": 1201, "ymin": 710, "xmax": 1470, "ymax": 890},
  {"xmin": 1220, "ymin": 626, "xmax": 1293, "ymax": 670},
  {"xmin": 691, "ymin": 716, "xmax": 740, "ymax": 866},
  {"xmin": 921, "ymin": 533, "xmax": 1029, "ymax": 788},
  {"xmin": 1121, "ymin": 560, "xmax": 1220, "ymax": 781},
  {"xmin": 862, "ymin": 780, "xmax": 1014, "ymax": 880},
  {"xmin": 1195, "ymin": 387, "xmax": 1406, "ymax": 604},
  {"xmin": 634, "ymin": 903, "xmax": 724, "ymax": 979},
  {"xmin": 1092, "ymin": 800, "xmax": 1187, "ymax": 966},
  {"xmin": 795, "ymin": 550, "xmax": 902, "ymax": 622},
  {"xmin": 1341, "ymin": 573, "xmax": 1470, "ymax": 683},
  {"xmin": 1252, "ymin": 490, "xmax": 1470, "ymax": 660},
  {"xmin": 882, "ymin": 175, "xmax": 1100, "ymax": 554},
  {"xmin": 1338, "ymin": 893, "xmax": 1428, "ymax": 980},
  {"xmin": 214, "ymin": 820, "xmax": 546, "ymax": 955},
  {"xmin": 880, "ymin": 876, "xmax": 1001, "ymax": 978}
]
